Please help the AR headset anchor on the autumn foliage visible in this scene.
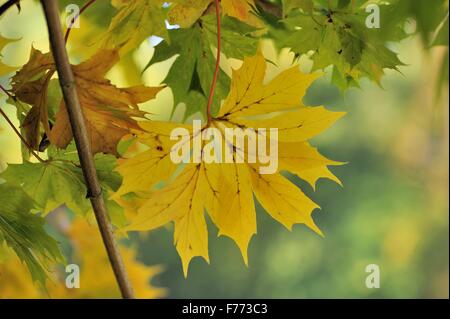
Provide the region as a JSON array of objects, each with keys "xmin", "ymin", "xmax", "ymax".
[{"xmin": 0, "ymin": 0, "xmax": 448, "ymax": 298}]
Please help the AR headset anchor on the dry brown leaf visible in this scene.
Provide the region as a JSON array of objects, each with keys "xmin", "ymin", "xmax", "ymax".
[{"xmin": 12, "ymin": 48, "xmax": 164, "ymax": 155}]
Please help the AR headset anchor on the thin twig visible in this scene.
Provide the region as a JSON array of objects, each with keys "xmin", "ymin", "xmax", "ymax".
[
  {"xmin": 206, "ymin": 0, "xmax": 221, "ymax": 125},
  {"xmin": 40, "ymin": 0, "xmax": 134, "ymax": 299},
  {"xmin": 0, "ymin": 107, "xmax": 46, "ymax": 163},
  {"xmin": 1, "ymin": 85, "xmax": 48, "ymax": 162},
  {"xmin": 0, "ymin": 84, "xmax": 13, "ymax": 98},
  {"xmin": 64, "ymin": 0, "xmax": 96, "ymax": 43},
  {"xmin": 0, "ymin": 0, "xmax": 20, "ymax": 17}
]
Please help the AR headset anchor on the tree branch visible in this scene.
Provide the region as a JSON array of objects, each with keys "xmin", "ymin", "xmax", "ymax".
[
  {"xmin": 0, "ymin": 0, "xmax": 20, "ymax": 17},
  {"xmin": 0, "ymin": 106, "xmax": 46, "ymax": 163},
  {"xmin": 40, "ymin": 0, "xmax": 134, "ymax": 299},
  {"xmin": 0, "ymin": 85, "xmax": 47, "ymax": 162}
]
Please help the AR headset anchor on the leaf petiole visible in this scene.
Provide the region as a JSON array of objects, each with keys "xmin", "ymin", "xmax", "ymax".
[{"xmin": 206, "ymin": 0, "xmax": 221, "ymax": 126}]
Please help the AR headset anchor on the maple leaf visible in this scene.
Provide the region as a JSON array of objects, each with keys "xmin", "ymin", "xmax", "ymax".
[
  {"xmin": 1, "ymin": 161, "xmax": 91, "ymax": 216},
  {"xmin": 115, "ymin": 52, "xmax": 344, "ymax": 275},
  {"xmin": 50, "ymin": 49, "xmax": 164, "ymax": 155},
  {"xmin": 168, "ymin": 0, "xmax": 212, "ymax": 28},
  {"xmin": 10, "ymin": 47, "xmax": 54, "ymax": 149},
  {"xmin": 12, "ymin": 49, "xmax": 164, "ymax": 155},
  {"xmin": 1, "ymin": 145, "xmax": 127, "ymax": 227},
  {"xmin": 11, "ymin": 48, "xmax": 164, "ymax": 155},
  {"xmin": 168, "ymin": 0, "xmax": 261, "ymax": 28},
  {"xmin": 221, "ymin": 0, "xmax": 262, "ymax": 27},
  {"xmin": 281, "ymin": 5, "xmax": 405, "ymax": 89},
  {"xmin": 101, "ymin": 0, "xmax": 169, "ymax": 55},
  {"xmin": 114, "ymin": 121, "xmax": 193, "ymax": 197},
  {"xmin": 146, "ymin": 15, "xmax": 257, "ymax": 120},
  {"xmin": 0, "ymin": 184, "xmax": 63, "ymax": 286},
  {"xmin": 147, "ymin": 25, "xmax": 230, "ymax": 120}
]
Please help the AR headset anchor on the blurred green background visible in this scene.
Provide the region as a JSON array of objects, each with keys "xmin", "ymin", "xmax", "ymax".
[{"xmin": 0, "ymin": 0, "xmax": 448, "ymax": 298}]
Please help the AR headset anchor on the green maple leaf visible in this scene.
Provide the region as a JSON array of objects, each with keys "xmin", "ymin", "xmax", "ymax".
[
  {"xmin": 389, "ymin": 0, "xmax": 448, "ymax": 44},
  {"xmin": 0, "ymin": 184, "xmax": 63, "ymax": 286},
  {"xmin": 0, "ymin": 150, "xmax": 126, "ymax": 227},
  {"xmin": 146, "ymin": 15, "xmax": 258, "ymax": 119},
  {"xmin": 279, "ymin": 0, "xmax": 448, "ymax": 90},
  {"xmin": 281, "ymin": 5, "xmax": 405, "ymax": 90},
  {"xmin": 202, "ymin": 15, "xmax": 260, "ymax": 60},
  {"xmin": 1, "ymin": 161, "xmax": 92, "ymax": 216},
  {"xmin": 146, "ymin": 26, "xmax": 225, "ymax": 119}
]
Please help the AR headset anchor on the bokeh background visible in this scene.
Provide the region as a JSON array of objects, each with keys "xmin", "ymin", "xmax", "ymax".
[{"xmin": 0, "ymin": 0, "xmax": 448, "ymax": 298}]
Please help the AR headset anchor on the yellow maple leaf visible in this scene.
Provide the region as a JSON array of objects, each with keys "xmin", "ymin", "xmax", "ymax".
[
  {"xmin": 114, "ymin": 121, "xmax": 193, "ymax": 197},
  {"xmin": 115, "ymin": 52, "xmax": 345, "ymax": 276}
]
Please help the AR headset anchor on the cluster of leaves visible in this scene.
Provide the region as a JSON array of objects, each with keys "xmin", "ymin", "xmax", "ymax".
[
  {"xmin": 0, "ymin": 0, "xmax": 448, "ymax": 288},
  {"xmin": 275, "ymin": 0, "xmax": 449, "ymax": 90}
]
